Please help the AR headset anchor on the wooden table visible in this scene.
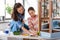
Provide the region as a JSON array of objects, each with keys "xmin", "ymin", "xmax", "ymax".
[
  {"xmin": 0, "ymin": 34, "xmax": 60, "ymax": 40},
  {"xmin": 7, "ymin": 35, "xmax": 59, "ymax": 40}
]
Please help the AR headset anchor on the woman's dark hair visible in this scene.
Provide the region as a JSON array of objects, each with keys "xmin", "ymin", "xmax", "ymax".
[
  {"xmin": 12, "ymin": 3, "xmax": 24, "ymax": 21},
  {"xmin": 28, "ymin": 7, "xmax": 35, "ymax": 12}
]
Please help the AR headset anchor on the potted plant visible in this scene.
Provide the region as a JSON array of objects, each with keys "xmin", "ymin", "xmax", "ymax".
[
  {"xmin": 13, "ymin": 31, "xmax": 21, "ymax": 35},
  {"xmin": 11, "ymin": 26, "xmax": 21, "ymax": 35},
  {"xmin": 6, "ymin": 5, "xmax": 12, "ymax": 14}
]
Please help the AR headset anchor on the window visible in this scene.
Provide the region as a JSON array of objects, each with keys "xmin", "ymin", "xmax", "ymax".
[
  {"xmin": 0, "ymin": 0, "xmax": 38, "ymax": 19},
  {"xmin": 0, "ymin": 0, "xmax": 23, "ymax": 19},
  {"xmin": 24, "ymin": 0, "xmax": 38, "ymax": 20},
  {"xmin": 5, "ymin": 0, "xmax": 23, "ymax": 18},
  {"xmin": 5, "ymin": 0, "xmax": 15, "ymax": 18},
  {"xmin": 0, "ymin": 0, "xmax": 5, "ymax": 16},
  {"xmin": 16, "ymin": 0, "xmax": 23, "ymax": 5}
]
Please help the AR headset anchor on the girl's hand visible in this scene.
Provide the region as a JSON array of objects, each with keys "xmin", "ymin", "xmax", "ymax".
[
  {"xmin": 29, "ymin": 32, "xmax": 38, "ymax": 36},
  {"xmin": 29, "ymin": 30, "xmax": 37, "ymax": 36},
  {"xmin": 32, "ymin": 31, "xmax": 37, "ymax": 35},
  {"xmin": 22, "ymin": 19, "xmax": 25, "ymax": 23}
]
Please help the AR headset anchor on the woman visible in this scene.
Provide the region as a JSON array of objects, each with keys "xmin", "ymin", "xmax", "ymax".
[
  {"xmin": 28, "ymin": 7, "xmax": 38, "ymax": 34},
  {"xmin": 10, "ymin": 3, "xmax": 33, "ymax": 35}
]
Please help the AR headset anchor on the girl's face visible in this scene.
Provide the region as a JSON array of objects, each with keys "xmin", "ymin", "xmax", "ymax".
[
  {"xmin": 28, "ymin": 10, "xmax": 35, "ymax": 17},
  {"xmin": 17, "ymin": 6, "xmax": 24, "ymax": 14}
]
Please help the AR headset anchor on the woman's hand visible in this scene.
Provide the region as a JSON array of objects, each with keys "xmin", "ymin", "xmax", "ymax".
[
  {"xmin": 32, "ymin": 31, "xmax": 37, "ymax": 35},
  {"xmin": 29, "ymin": 30, "xmax": 37, "ymax": 36},
  {"xmin": 22, "ymin": 19, "xmax": 26, "ymax": 23},
  {"xmin": 22, "ymin": 27, "xmax": 37, "ymax": 36}
]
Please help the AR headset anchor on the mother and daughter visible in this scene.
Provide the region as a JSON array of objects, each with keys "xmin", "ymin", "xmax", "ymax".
[{"xmin": 10, "ymin": 3, "xmax": 38, "ymax": 36}]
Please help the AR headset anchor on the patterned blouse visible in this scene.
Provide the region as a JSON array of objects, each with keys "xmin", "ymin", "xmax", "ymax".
[{"xmin": 28, "ymin": 15, "xmax": 38, "ymax": 31}]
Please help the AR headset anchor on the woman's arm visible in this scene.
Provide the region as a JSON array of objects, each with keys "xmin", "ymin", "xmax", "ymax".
[
  {"xmin": 22, "ymin": 27, "xmax": 37, "ymax": 35},
  {"xmin": 21, "ymin": 27, "xmax": 31, "ymax": 34}
]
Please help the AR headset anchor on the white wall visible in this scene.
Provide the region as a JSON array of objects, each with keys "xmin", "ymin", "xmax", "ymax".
[
  {"xmin": 24, "ymin": 0, "xmax": 38, "ymax": 20},
  {"xmin": 0, "ymin": 0, "xmax": 38, "ymax": 19},
  {"xmin": 16, "ymin": 0, "xmax": 23, "ymax": 5},
  {"xmin": 0, "ymin": 0, "xmax": 5, "ymax": 16}
]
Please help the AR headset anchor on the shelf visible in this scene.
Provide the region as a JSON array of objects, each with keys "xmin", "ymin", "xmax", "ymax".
[
  {"xmin": 52, "ymin": 30, "xmax": 60, "ymax": 33},
  {"xmin": 41, "ymin": 17, "xmax": 49, "ymax": 22},
  {"xmin": 54, "ymin": 26, "xmax": 60, "ymax": 29},
  {"xmin": 53, "ymin": 29, "xmax": 60, "ymax": 31},
  {"xmin": 41, "ymin": 30, "xmax": 49, "ymax": 33},
  {"xmin": 41, "ymin": 29, "xmax": 49, "ymax": 30},
  {"xmin": 53, "ymin": 18, "xmax": 60, "ymax": 20},
  {"xmin": 41, "ymin": 23, "xmax": 49, "ymax": 29},
  {"xmin": 38, "ymin": 0, "xmax": 60, "ymax": 38},
  {"xmin": 42, "ymin": 23, "xmax": 48, "ymax": 25},
  {"xmin": 41, "ymin": 17, "xmax": 49, "ymax": 19},
  {"xmin": 41, "ymin": 29, "xmax": 60, "ymax": 33}
]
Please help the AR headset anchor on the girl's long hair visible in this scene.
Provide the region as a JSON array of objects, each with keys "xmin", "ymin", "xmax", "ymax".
[{"xmin": 12, "ymin": 3, "xmax": 24, "ymax": 21}]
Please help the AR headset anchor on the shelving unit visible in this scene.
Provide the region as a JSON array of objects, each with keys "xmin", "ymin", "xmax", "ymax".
[{"xmin": 38, "ymin": 0, "xmax": 60, "ymax": 38}]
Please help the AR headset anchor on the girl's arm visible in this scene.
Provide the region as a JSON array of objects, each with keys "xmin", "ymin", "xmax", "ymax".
[
  {"xmin": 21, "ymin": 27, "xmax": 31, "ymax": 35},
  {"xmin": 22, "ymin": 27, "xmax": 37, "ymax": 35}
]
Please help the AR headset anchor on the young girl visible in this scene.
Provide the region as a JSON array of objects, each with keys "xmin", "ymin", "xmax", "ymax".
[
  {"xmin": 28, "ymin": 7, "xmax": 39, "ymax": 34},
  {"xmin": 10, "ymin": 3, "xmax": 35, "ymax": 35}
]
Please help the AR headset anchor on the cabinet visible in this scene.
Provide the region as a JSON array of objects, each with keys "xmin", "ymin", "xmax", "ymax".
[{"xmin": 38, "ymin": 0, "xmax": 60, "ymax": 38}]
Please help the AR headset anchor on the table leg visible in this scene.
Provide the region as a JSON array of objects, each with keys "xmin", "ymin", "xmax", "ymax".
[{"xmin": 23, "ymin": 38, "xmax": 29, "ymax": 40}]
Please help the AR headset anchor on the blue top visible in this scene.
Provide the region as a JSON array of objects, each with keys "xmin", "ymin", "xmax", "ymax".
[
  {"xmin": 10, "ymin": 13, "xmax": 24, "ymax": 32},
  {"xmin": 10, "ymin": 20, "xmax": 24, "ymax": 32}
]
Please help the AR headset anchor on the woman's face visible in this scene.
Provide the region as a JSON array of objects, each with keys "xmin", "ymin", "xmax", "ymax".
[
  {"xmin": 17, "ymin": 6, "xmax": 24, "ymax": 14},
  {"xmin": 28, "ymin": 10, "xmax": 35, "ymax": 17}
]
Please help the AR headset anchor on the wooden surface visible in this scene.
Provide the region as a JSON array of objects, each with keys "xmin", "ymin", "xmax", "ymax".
[
  {"xmin": 23, "ymin": 39, "xmax": 38, "ymax": 40},
  {"xmin": 48, "ymin": 1, "xmax": 53, "ymax": 33},
  {"xmin": 38, "ymin": 0, "xmax": 42, "ymax": 31},
  {"xmin": 38, "ymin": 0, "xmax": 55, "ymax": 33}
]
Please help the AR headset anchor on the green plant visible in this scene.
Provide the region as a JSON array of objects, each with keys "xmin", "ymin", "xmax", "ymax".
[
  {"xmin": 6, "ymin": 5, "xmax": 12, "ymax": 14},
  {"xmin": 13, "ymin": 31, "xmax": 21, "ymax": 35},
  {"xmin": 13, "ymin": 27, "xmax": 21, "ymax": 35}
]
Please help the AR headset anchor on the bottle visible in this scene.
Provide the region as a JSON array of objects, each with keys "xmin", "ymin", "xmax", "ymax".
[{"xmin": 37, "ymin": 31, "xmax": 40, "ymax": 36}]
